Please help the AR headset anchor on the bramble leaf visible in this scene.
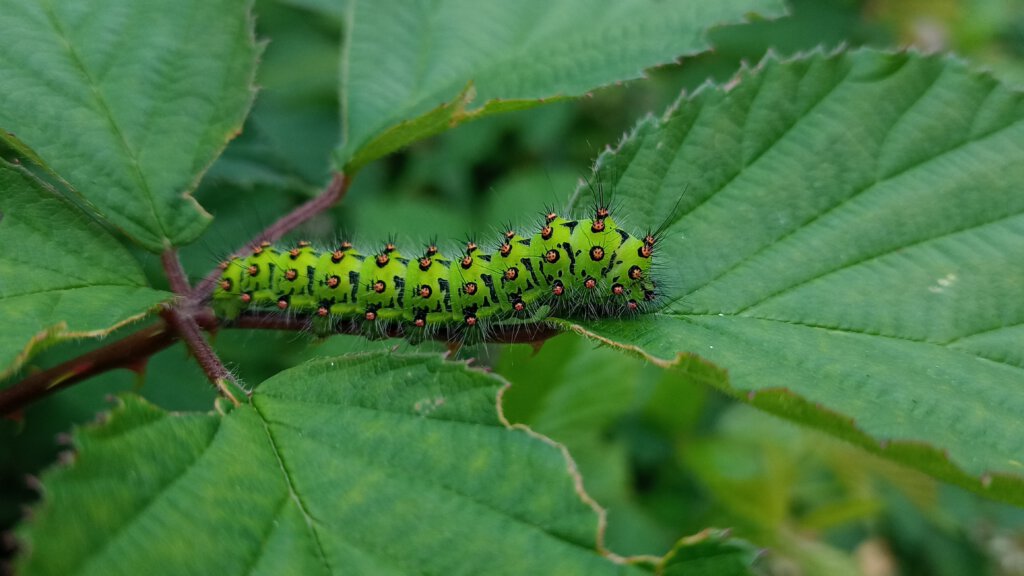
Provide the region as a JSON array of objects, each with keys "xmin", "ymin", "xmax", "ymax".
[
  {"xmin": 566, "ymin": 49, "xmax": 1024, "ymax": 505},
  {"xmin": 0, "ymin": 162, "xmax": 170, "ymax": 381},
  {"xmin": 336, "ymin": 0, "xmax": 787, "ymax": 171},
  {"xmin": 0, "ymin": 0, "xmax": 259, "ymax": 251},
  {"xmin": 15, "ymin": 353, "xmax": 760, "ymax": 575}
]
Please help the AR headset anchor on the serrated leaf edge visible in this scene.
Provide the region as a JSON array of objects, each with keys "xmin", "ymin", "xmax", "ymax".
[{"xmin": 561, "ymin": 319, "xmax": 1024, "ymax": 508}]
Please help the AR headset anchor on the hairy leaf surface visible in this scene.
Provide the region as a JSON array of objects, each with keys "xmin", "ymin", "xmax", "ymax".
[
  {"xmin": 16, "ymin": 353, "xmax": 759, "ymax": 575},
  {"xmin": 0, "ymin": 0, "xmax": 259, "ymax": 251},
  {"xmin": 0, "ymin": 162, "xmax": 170, "ymax": 381},
  {"xmin": 566, "ymin": 49, "xmax": 1024, "ymax": 504},
  {"xmin": 337, "ymin": 0, "xmax": 786, "ymax": 170}
]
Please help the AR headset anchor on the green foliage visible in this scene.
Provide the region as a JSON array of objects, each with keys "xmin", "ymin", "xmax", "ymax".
[
  {"xmin": 2, "ymin": 0, "xmax": 1024, "ymax": 573},
  {"xmin": 0, "ymin": 162, "xmax": 170, "ymax": 379},
  {"xmin": 16, "ymin": 353, "xmax": 752, "ymax": 575},
  {"xmin": 336, "ymin": 0, "xmax": 787, "ymax": 171},
  {"xmin": 563, "ymin": 49, "xmax": 1024, "ymax": 503},
  {"xmin": 0, "ymin": 0, "xmax": 259, "ymax": 251}
]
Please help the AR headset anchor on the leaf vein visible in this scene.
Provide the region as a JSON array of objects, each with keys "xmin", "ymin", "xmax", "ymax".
[
  {"xmin": 733, "ymin": 210, "xmax": 1024, "ymax": 315},
  {"xmin": 237, "ymin": 493, "xmax": 295, "ymax": 576},
  {"xmin": 678, "ymin": 312, "xmax": 1024, "ymax": 374},
  {"xmin": 945, "ymin": 321, "xmax": 1024, "ymax": 346},
  {"xmin": 72, "ymin": 417, "xmax": 221, "ymax": 574},
  {"xmin": 690, "ymin": 64, "xmax": 948, "ymax": 295},
  {"xmin": 252, "ymin": 401, "xmax": 334, "ymax": 575},
  {"xmin": 267, "ymin": 418, "xmax": 601, "ymax": 557},
  {"xmin": 37, "ymin": 0, "xmax": 166, "ymax": 239}
]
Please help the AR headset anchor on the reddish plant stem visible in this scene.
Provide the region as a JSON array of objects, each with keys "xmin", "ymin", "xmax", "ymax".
[
  {"xmin": 2, "ymin": 173, "xmax": 352, "ymax": 415},
  {"xmin": 160, "ymin": 251, "xmax": 242, "ymax": 405},
  {"xmin": 0, "ymin": 310, "xmax": 561, "ymax": 416},
  {"xmin": 160, "ymin": 248, "xmax": 192, "ymax": 296},
  {"xmin": 0, "ymin": 323, "xmax": 177, "ymax": 417},
  {"xmin": 160, "ymin": 309, "xmax": 242, "ymax": 406},
  {"xmin": 193, "ymin": 172, "xmax": 350, "ymax": 302}
]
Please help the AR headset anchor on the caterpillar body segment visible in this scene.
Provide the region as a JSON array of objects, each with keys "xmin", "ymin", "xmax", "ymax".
[
  {"xmin": 359, "ymin": 245, "xmax": 408, "ymax": 322},
  {"xmin": 212, "ymin": 213, "xmax": 658, "ymax": 337},
  {"xmin": 274, "ymin": 241, "xmax": 319, "ymax": 311},
  {"xmin": 403, "ymin": 247, "xmax": 454, "ymax": 329},
  {"xmin": 493, "ymin": 230, "xmax": 538, "ymax": 314},
  {"xmin": 213, "ymin": 258, "xmax": 247, "ymax": 320},
  {"xmin": 315, "ymin": 243, "xmax": 363, "ymax": 317},
  {"xmin": 241, "ymin": 242, "xmax": 279, "ymax": 308}
]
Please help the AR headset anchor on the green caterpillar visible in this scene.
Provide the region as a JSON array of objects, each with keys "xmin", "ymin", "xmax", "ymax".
[{"xmin": 212, "ymin": 204, "xmax": 659, "ymax": 337}]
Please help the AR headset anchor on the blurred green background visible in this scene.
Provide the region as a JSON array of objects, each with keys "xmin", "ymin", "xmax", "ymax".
[{"xmin": 4, "ymin": 0, "xmax": 1024, "ymax": 573}]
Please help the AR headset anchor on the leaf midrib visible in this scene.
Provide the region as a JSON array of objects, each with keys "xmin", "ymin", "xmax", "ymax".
[
  {"xmin": 263, "ymin": 412, "xmax": 610, "ymax": 561},
  {"xmin": 668, "ymin": 312, "xmax": 1024, "ymax": 373},
  {"xmin": 235, "ymin": 492, "xmax": 293, "ymax": 576},
  {"xmin": 37, "ymin": 0, "xmax": 167, "ymax": 242},
  {"xmin": 252, "ymin": 400, "xmax": 333, "ymax": 574},
  {"xmin": 733, "ymin": 210, "xmax": 1024, "ymax": 315}
]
